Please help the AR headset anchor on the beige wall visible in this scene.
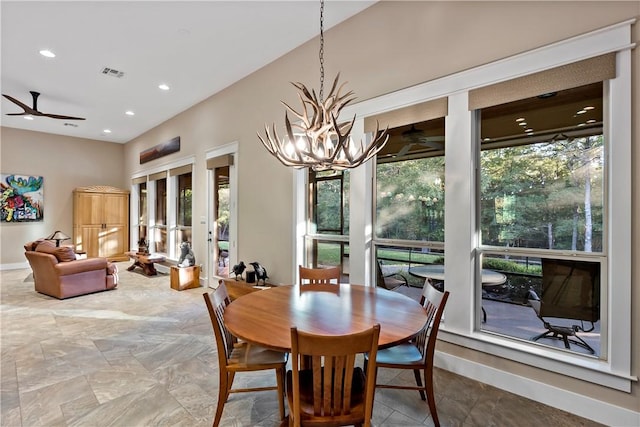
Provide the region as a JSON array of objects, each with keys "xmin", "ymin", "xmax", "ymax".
[
  {"xmin": 0, "ymin": 127, "xmax": 125, "ymax": 266},
  {"xmin": 123, "ymin": 1, "xmax": 639, "ymax": 416}
]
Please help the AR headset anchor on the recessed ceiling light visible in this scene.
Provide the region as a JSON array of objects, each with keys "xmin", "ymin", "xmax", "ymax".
[
  {"xmin": 586, "ymin": 119, "xmax": 596, "ymax": 124},
  {"xmin": 158, "ymin": 84, "xmax": 170, "ymax": 91},
  {"xmin": 125, "ymin": 111, "xmax": 135, "ymax": 116},
  {"xmin": 525, "ymin": 128, "xmax": 533, "ymax": 133},
  {"xmin": 515, "ymin": 118, "xmax": 525, "ymax": 122},
  {"xmin": 583, "ymin": 106, "xmax": 595, "ymax": 110},
  {"xmin": 103, "ymin": 129, "xmax": 112, "ymax": 134},
  {"xmin": 577, "ymin": 123, "xmax": 586, "ymax": 127},
  {"xmin": 577, "ymin": 110, "xmax": 587, "ymax": 115},
  {"xmin": 24, "ymin": 116, "xmax": 34, "ymax": 120},
  {"xmin": 39, "ymin": 49, "xmax": 56, "ymax": 58},
  {"xmin": 519, "ymin": 122, "xmax": 527, "ymax": 126},
  {"xmin": 483, "ymin": 137, "xmax": 491, "ymax": 142}
]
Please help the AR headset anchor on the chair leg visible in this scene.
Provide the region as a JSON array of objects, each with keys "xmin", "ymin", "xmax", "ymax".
[
  {"xmin": 413, "ymin": 369, "xmax": 426, "ymax": 400},
  {"xmin": 424, "ymin": 367, "xmax": 439, "ymax": 427},
  {"xmin": 276, "ymin": 366, "xmax": 286, "ymax": 420},
  {"xmin": 213, "ymin": 371, "xmax": 231, "ymax": 427}
]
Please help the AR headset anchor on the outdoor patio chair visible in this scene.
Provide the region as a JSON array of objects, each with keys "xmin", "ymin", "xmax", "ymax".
[
  {"xmin": 527, "ymin": 258, "xmax": 600, "ymax": 354},
  {"xmin": 376, "ymin": 259, "xmax": 408, "ymax": 290}
]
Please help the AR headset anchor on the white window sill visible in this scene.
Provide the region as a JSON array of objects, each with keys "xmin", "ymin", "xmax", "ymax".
[{"xmin": 438, "ymin": 327, "xmax": 636, "ymax": 392}]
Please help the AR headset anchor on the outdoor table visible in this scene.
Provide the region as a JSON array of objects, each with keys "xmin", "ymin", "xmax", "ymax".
[
  {"xmin": 409, "ymin": 264, "xmax": 506, "ymax": 322},
  {"xmin": 223, "ymin": 284, "xmax": 428, "ymax": 352},
  {"xmin": 408, "ymin": 264, "xmax": 507, "ymax": 286}
]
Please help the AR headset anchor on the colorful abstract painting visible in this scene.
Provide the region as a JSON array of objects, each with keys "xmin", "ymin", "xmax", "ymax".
[{"xmin": 1, "ymin": 174, "xmax": 44, "ymax": 222}]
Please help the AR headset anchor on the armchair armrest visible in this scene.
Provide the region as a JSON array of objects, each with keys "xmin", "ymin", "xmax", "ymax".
[{"xmin": 55, "ymin": 258, "xmax": 108, "ymax": 276}]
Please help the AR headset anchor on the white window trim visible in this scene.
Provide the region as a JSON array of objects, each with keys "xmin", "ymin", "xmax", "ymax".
[
  {"xmin": 130, "ymin": 155, "xmax": 195, "ymax": 259},
  {"xmin": 206, "ymin": 142, "xmax": 238, "ymax": 286},
  {"xmin": 311, "ymin": 20, "xmax": 635, "ymax": 391}
]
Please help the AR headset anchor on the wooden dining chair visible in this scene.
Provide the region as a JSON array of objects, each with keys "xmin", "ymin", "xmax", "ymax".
[
  {"xmin": 287, "ymin": 324, "xmax": 381, "ymax": 427},
  {"xmin": 299, "ymin": 265, "xmax": 341, "ymax": 285},
  {"xmin": 298, "ymin": 283, "xmax": 341, "ymax": 295},
  {"xmin": 365, "ymin": 280, "xmax": 449, "ymax": 427},
  {"xmin": 203, "ymin": 284, "xmax": 287, "ymax": 427}
]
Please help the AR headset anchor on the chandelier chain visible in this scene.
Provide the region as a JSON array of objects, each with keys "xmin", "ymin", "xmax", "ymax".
[{"xmin": 319, "ymin": 0, "xmax": 325, "ymax": 103}]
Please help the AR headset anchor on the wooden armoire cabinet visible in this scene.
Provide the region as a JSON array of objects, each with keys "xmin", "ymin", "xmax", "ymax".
[{"xmin": 73, "ymin": 186, "xmax": 129, "ymax": 261}]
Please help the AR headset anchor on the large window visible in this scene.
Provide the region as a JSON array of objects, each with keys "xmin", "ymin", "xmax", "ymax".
[
  {"xmin": 137, "ymin": 182, "xmax": 147, "ymax": 246},
  {"xmin": 374, "ymin": 117, "xmax": 445, "ymax": 288},
  {"xmin": 306, "ymin": 170, "xmax": 349, "ymax": 281},
  {"xmin": 153, "ymin": 177, "xmax": 167, "ymax": 253},
  {"xmin": 215, "ymin": 166, "xmax": 230, "ymax": 276},
  {"xmin": 132, "ymin": 162, "xmax": 195, "ymax": 262},
  {"xmin": 477, "ymin": 82, "xmax": 605, "ymax": 357},
  {"xmin": 174, "ymin": 171, "xmax": 192, "ymax": 247}
]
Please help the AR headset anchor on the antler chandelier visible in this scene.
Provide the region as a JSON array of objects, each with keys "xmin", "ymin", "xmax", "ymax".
[{"xmin": 258, "ymin": 0, "xmax": 388, "ymax": 171}]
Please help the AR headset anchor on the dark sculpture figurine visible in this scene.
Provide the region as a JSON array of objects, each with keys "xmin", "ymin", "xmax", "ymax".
[
  {"xmin": 232, "ymin": 261, "xmax": 246, "ymax": 280},
  {"xmin": 250, "ymin": 261, "xmax": 268, "ymax": 285},
  {"xmin": 137, "ymin": 237, "xmax": 149, "ymax": 254},
  {"xmin": 178, "ymin": 241, "xmax": 196, "ymax": 267}
]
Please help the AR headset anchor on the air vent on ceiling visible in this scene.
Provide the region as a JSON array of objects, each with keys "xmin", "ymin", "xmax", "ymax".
[
  {"xmin": 64, "ymin": 122, "xmax": 78, "ymax": 127},
  {"xmin": 101, "ymin": 67, "xmax": 125, "ymax": 78}
]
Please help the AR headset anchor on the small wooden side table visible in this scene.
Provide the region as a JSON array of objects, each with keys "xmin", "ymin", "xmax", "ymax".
[
  {"xmin": 125, "ymin": 251, "xmax": 166, "ymax": 276},
  {"xmin": 170, "ymin": 265, "xmax": 201, "ymax": 290}
]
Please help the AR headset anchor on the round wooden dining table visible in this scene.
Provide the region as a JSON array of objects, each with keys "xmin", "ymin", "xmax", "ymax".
[{"xmin": 223, "ymin": 284, "xmax": 428, "ymax": 352}]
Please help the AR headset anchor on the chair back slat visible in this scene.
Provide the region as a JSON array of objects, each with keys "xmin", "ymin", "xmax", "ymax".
[
  {"xmin": 312, "ymin": 356, "xmax": 323, "ymax": 415},
  {"xmin": 299, "ymin": 265, "xmax": 341, "ymax": 285},
  {"xmin": 415, "ymin": 279, "xmax": 448, "ymax": 358}
]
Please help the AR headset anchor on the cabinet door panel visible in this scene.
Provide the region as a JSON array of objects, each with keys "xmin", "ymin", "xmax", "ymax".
[
  {"xmin": 104, "ymin": 194, "xmax": 128, "ymax": 226},
  {"xmin": 76, "ymin": 194, "xmax": 103, "ymax": 226},
  {"xmin": 77, "ymin": 226, "xmax": 102, "ymax": 258},
  {"xmin": 101, "ymin": 225, "xmax": 127, "ymax": 258}
]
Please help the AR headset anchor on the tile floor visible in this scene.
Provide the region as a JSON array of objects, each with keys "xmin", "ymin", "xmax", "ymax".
[{"xmin": 1, "ymin": 263, "xmax": 603, "ymax": 426}]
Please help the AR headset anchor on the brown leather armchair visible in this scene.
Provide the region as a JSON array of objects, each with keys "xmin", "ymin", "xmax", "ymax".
[{"xmin": 24, "ymin": 240, "xmax": 118, "ymax": 299}]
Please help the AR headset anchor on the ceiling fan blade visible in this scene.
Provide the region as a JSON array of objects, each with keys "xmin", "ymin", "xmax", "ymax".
[
  {"xmin": 397, "ymin": 143, "xmax": 412, "ymax": 157},
  {"xmin": 41, "ymin": 113, "xmax": 86, "ymax": 120},
  {"xmin": 417, "ymin": 138, "xmax": 445, "ymax": 150},
  {"xmin": 4, "ymin": 92, "xmax": 85, "ymax": 120},
  {"xmin": 2, "ymin": 94, "xmax": 37, "ymax": 115}
]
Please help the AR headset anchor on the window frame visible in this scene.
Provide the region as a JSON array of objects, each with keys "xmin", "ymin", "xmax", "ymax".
[
  {"xmin": 130, "ymin": 156, "xmax": 195, "ymax": 261},
  {"xmin": 303, "ymin": 169, "xmax": 351, "ymax": 281},
  {"xmin": 171, "ymin": 169, "xmax": 192, "ymax": 256}
]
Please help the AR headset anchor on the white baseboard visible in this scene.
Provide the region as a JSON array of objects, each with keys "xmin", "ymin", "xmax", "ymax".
[
  {"xmin": 155, "ymin": 264, "xmax": 170, "ymax": 274},
  {"xmin": 0, "ymin": 262, "xmax": 29, "ymax": 271},
  {"xmin": 435, "ymin": 352, "xmax": 640, "ymax": 426}
]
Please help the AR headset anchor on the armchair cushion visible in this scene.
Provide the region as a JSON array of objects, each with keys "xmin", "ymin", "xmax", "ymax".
[
  {"xmin": 25, "ymin": 239, "xmax": 50, "ymax": 252},
  {"xmin": 35, "ymin": 242, "xmax": 76, "ymax": 262}
]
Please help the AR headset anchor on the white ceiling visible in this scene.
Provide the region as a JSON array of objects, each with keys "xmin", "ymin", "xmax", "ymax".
[{"xmin": 1, "ymin": 1, "xmax": 374, "ymax": 143}]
